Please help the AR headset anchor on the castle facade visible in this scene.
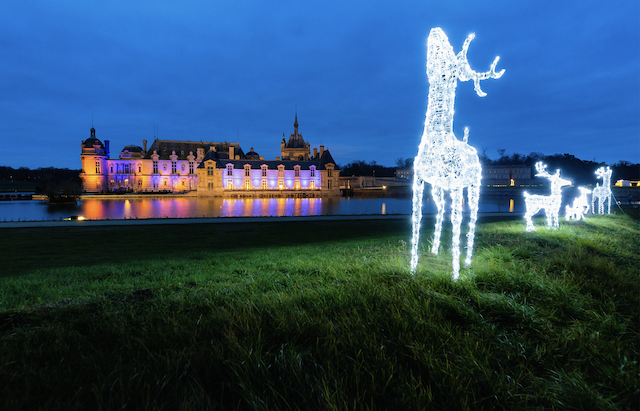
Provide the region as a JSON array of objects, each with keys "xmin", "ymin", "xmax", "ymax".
[{"xmin": 80, "ymin": 115, "xmax": 340, "ymax": 197}]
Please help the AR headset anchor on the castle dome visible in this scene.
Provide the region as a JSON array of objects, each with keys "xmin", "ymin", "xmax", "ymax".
[
  {"xmin": 245, "ymin": 147, "xmax": 260, "ymax": 159},
  {"xmin": 83, "ymin": 128, "xmax": 104, "ymax": 149},
  {"xmin": 122, "ymin": 145, "xmax": 143, "ymax": 153}
]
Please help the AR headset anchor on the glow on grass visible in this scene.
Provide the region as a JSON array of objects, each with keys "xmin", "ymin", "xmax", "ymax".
[
  {"xmin": 523, "ymin": 162, "xmax": 572, "ymax": 231},
  {"xmin": 565, "ymin": 187, "xmax": 591, "ymax": 221},
  {"xmin": 410, "ymin": 28, "xmax": 504, "ymax": 279},
  {"xmin": 592, "ymin": 166, "xmax": 612, "ymax": 214}
]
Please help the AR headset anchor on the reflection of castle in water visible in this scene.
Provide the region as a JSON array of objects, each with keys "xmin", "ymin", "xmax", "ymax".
[{"xmin": 80, "ymin": 114, "xmax": 340, "ymax": 197}]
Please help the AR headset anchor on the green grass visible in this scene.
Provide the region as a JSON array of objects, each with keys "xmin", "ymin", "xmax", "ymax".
[{"xmin": 0, "ymin": 215, "xmax": 638, "ymax": 410}]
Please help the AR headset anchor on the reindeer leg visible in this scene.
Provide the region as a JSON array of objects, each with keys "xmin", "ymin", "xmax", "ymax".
[
  {"xmin": 410, "ymin": 175, "xmax": 425, "ymax": 273},
  {"xmin": 431, "ymin": 186, "xmax": 445, "ymax": 254},
  {"xmin": 465, "ymin": 184, "xmax": 480, "ymax": 267},
  {"xmin": 450, "ymin": 187, "xmax": 463, "ymax": 280}
]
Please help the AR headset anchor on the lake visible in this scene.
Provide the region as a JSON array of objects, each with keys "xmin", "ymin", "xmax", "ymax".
[{"xmin": 0, "ymin": 194, "xmax": 527, "ymax": 222}]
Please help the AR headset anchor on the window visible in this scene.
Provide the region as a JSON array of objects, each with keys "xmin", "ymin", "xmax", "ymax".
[
  {"xmin": 310, "ymin": 166, "xmax": 315, "ymax": 177},
  {"xmin": 110, "ymin": 166, "xmax": 113, "ymax": 173},
  {"xmin": 278, "ymin": 180, "xmax": 284, "ymax": 190},
  {"xmin": 310, "ymin": 181, "xmax": 315, "ymax": 190},
  {"xmin": 153, "ymin": 161, "xmax": 158, "ymax": 174},
  {"xmin": 138, "ymin": 164, "xmax": 142, "ymax": 173},
  {"xmin": 226, "ymin": 164, "xmax": 233, "ymax": 176},
  {"xmin": 278, "ymin": 165, "xmax": 284, "ymax": 178},
  {"xmin": 208, "ymin": 182, "xmax": 214, "ymax": 190},
  {"xmin": 189, "ymin": 162, "xmax": 194, "ymax": 174},
  {"xmin": 207, "ymin": 166, "xmax": 214, "ymax": 176},
  {"xmin": 328, "ymin": 180, "xmax": 332, "ymax": 189},
  {"xmin": 294, "ymin": 166, "xmax": 300, "ymax": 177},
  {"xmin": 244, "ymin": 166, "xmax": 250, "ymax": 177},
  {"xmin": 227, "ymin": 181, "xmax": 233, "ymax": 190},
  {"xmin": 261, "ymin": 166, "xmax": 267, "ymax": 177},
  {"xmin": 328, "ymin": 169, "xmax": 333, "ymax": 177},
  {"xmin": 171, "ymin": 161, "xmax": 177, "ymax": 173},
  {"xmin": 95, "ymin": 161, "xmax": 101, "ymax": 174},
  {"xmin": 262, "ymin": 180, "xmax": 267, "ymax": 190},
  {"xmin": 245, "ymin": 180, "xmax": 251, "ymax": 190},
  {"xmin": 294, "ymin": 181, "xmax": 300, "ymax": 190}
]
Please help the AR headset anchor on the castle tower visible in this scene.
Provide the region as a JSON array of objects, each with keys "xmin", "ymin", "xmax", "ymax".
[
  {"xmin": 80, "ymin": 127, "xmax": 109, "ymax": 192},
  {"xmin": 281, "ymin": 112, "xmax": 310, "ymax": 161}
]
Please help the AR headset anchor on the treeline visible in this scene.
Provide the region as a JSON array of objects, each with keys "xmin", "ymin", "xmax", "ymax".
[
  {"xmin": 0, "ymin": 166, "xmax": 82, "ymax": 195},
  {"xmin": 341, "ymin": 153, "xmax": 638, "ymax": 186},
  {"xmin": 339, "ymin": 160, "xmax": 398, "ymax": 177},
  {"xmin": 480, "ymin": 151, "xmax": 639, "ymax": 185}
]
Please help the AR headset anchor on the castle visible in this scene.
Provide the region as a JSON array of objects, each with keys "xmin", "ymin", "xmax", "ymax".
[{"xmin": 80, "ymin": 115, "xmax": 340, "ymax": 197}]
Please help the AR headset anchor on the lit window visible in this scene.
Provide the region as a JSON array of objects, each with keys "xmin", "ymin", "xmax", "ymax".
[
  {"xmin": 294, "ymin": 166, "xmax": 300, "ymax": 177},
  {"xmin": 207, "ymin": 166, "xmax": 214, "ymax": 176},
  {"xmin": 172, "ymin": 161, "xmax": 177, "ymax": 173},
  {"xmin": 95, "ymin": 161, "xmax": 101, "ymax": 174},
  {"xmin": 278, "ymin": 180, "xmax": 284, "ymax": 189},
  {"xmin": 227, "ymin": 164, "xmax": 233, "ymax": 176},
  {"xmin": 310, "ymin": 181, "xmax": 315, "ymax": 190},
  {"xmin": 310, "ymin": 167, "xmax": 315, "ymax": 177},
  {"xmin": 227, "ymin": 181, "xmax": 233, "ymax": 190},
  {"xmin": 245, "ymin": 167, "xmax": 250, "ymax": 177},
  {"xmin": 189, "ymin": 162, "xmax": 194, "ymax": 174},
  {"xmin": 262, "ymin": 180, "xmax": 267, "ymax": 190},
  {"xmin": 262, "ymin": 166, "xmax": 267, "ymax": 177},
  {"xmin": 245, "ymin": 179, "xmax": 250, "ymax": 190},
  {"xmin": 153, "ymin": 161, "xmax": 158, "ymax": 174}
]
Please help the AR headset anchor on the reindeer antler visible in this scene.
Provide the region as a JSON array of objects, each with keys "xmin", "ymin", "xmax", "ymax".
[
  {"xmin": 457, "ymin": 33, "xmax": 505, "ymax": 97},
  {"xmin": 535, "ymin": 162, "xmax": 549, "ymax": 177}
]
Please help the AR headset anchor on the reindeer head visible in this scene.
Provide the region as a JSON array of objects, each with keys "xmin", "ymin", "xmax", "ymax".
[
  {"xmin": 535, "ymin": 162, "xmax": 572, "ymax": 191},
  {"xmin": 595, "ymin": 166, "xmax": 612, "ymax": 181}
]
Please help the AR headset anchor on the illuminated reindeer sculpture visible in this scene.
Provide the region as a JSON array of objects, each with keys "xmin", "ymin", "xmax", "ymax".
[
  {"xmin": 565, "ymin": 187, "xmax": 591, "ymax": 221},
  {"xmin": 523, "ymin": 162, "xmax": 572, "ymax": 231},
  {"xmin": 410, "ymin": 28, "xmax": 504, "ymax": 279},
  {"xmin": 592, "ymin": 166, "xmax": 612, "ymax": 214}
]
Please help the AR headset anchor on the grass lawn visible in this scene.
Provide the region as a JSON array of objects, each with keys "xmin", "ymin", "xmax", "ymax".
[{"xmin": 0, "ymin": 215, "xmax": 638, "ymax": 410}]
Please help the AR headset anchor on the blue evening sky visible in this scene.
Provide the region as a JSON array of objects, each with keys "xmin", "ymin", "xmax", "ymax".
[{"xmin": 1, "ymin": 0, "xmax": 638, "ymax": 169}]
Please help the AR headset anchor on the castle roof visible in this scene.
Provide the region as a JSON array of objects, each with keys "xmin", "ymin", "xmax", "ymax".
[{"xmin": 144, "ymin": 140, "xmax": 244, "ymax": 160}]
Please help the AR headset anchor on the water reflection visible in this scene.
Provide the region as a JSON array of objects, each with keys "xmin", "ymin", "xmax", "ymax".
[{"xmin": 2, "ymin": 194, "xmax": 531, "ymax": 222}]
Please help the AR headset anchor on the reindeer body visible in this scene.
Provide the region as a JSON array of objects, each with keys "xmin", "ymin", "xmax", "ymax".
[
  {"xmin": 592, "ymin": 166, "xmax": 612, "ymax": 214},
  {"xmin": 523, "ymin": 162, "xmax": 572, "ymax": 231},
  {"xmin": 410, "ymin": 28, "xmax": 504, "ymax": 279},
  {"xmin": 565, "ymin": 187, "xmax": 591, "ymax": 221}
]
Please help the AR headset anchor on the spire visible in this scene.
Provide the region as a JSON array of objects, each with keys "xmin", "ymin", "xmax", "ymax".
[{"xmin": 294, "ymin": 109, "xmax": 298, "ymax": 136}]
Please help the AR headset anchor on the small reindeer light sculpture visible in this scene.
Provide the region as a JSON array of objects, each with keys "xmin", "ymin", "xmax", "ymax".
[
  {"xmin": 410, "ymin": 28, "xmax": 504, "ymax": 279},
  {"xmin": 523, "ymin": 162, "xmax": 572, "ymax": 231},
  {"xmin": 592, "ymin": 166, "xmax": 612, "ymax": 214},
  {"xmin": 565, "ymin": 187, "xmax": 591, "ymax": 221}
]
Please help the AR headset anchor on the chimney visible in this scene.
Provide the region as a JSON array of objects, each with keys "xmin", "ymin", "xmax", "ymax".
[
  {"xmin": 105, "ymin": 140, "xmax": 110, "ymax": 158},
  {"xmin": 143, "ymin": 139, "xmax": 147, "ymax": 153},
  {"xmin": 313, "ymin": 148, "xmax": 318, "ymax": 158},
  {"xmin": 319, "ymin": 145, "xmax": 324, "ymax": 157},
  {"xmin": 229, "ymin": 146, "xmax": 235, "ymax": 160}
]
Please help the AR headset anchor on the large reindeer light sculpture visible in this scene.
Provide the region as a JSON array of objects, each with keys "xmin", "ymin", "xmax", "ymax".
[
  {"xmin": 410, "ymin": 28, "xmax": 504, "ymax": 279},
  {"xmin": 592, "ymin": 166, "xmax": 612, "ymax": 214},
  {"xmin": 523, "ymin": 162, "xmax": 572, "ymax": 231},
  {"xmin": 565, "ymin": 187, "xmax": 591, "ymax": 221}
]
